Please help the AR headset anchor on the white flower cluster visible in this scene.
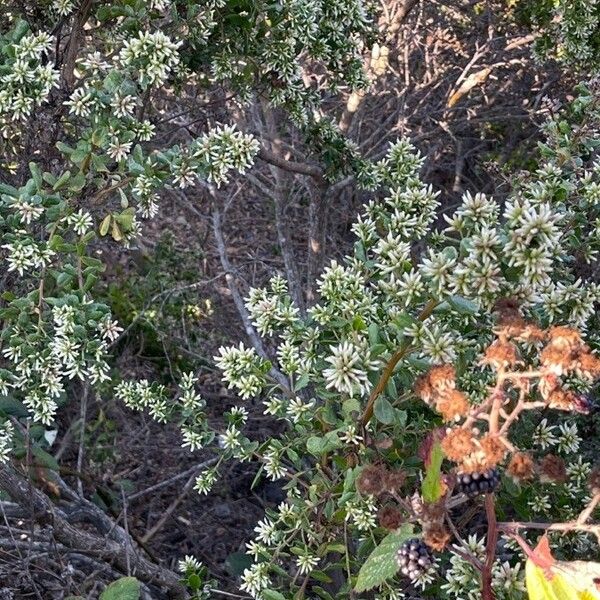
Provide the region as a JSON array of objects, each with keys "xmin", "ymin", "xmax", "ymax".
[
  {"xmin": 0, "ymin": 31, "xmax": 59, "ymax": 126},
  {"xmin": 52, "ymin": 0, "xmax": 77, "ymax": 16},
  {"xmin": 118, "ymin": 30, "xmax": 182, "ymax": 87},
  {"xmin": 116, "ymin": 371, "xmax": 212, "ymax": 449},
  {"xmin": 441, "ymin": 535, "xmax": 526, "ymax": 600},
  {"xmin": 1, "ymin": 302, "xmax": 113, "ymax": 425},
  {"xmin": 527, "ymin": 419, "xmax": 593, "ymax": 520},
  {"xmin": 208, "ymin": 0, "xmax": 373, "ymax": 124},
  {"xmin": 246, "ymin": 276, "xmax": 301, "ymax": 336},
  {"xmin": 214, "ymin": 343, "xmax": 269, "ymax": 400}
]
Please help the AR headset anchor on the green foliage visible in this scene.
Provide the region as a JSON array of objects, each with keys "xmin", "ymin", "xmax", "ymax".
[
  {"xmin": 99, "ymin": 577, "xmax": 141, "ymax": 600},
  {"xmin": 355, "ymin": 525, "xmax": 415, "ymax": 592}
]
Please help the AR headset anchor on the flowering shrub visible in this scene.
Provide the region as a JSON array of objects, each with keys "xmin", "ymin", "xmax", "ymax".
[
  {"xmin": 111, "ymin": 89, "xmax": 600, "ymax": 598},
  {"xmin": 1, "ymin": 1, "xmax": 600, "ymax": 598},
  {"xmin": 0, "ymin": 0, "xmax": 375, "ymax": 461}
]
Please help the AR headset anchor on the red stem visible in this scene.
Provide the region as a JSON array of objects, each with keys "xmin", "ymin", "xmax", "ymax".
[{"xmin": 482, "ymin": 494, "xmax": 498, "ymax": 600}]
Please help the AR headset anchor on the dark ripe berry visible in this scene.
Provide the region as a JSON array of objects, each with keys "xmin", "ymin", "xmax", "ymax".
[
  {"xmin": 396, "ymin": 538, "xmax": 433, "ymax": 581},
  {"xmin": 455, "ymin": 468, "xmax": 500, "ymax": 498}
]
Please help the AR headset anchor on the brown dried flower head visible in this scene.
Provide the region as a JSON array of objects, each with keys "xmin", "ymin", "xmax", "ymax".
[
  {"xmin": 427, "ymin": 364, "xmax": 456, "ymax": 393},
  {"xmin": 574, "ymin": 351, "xmax": 600, "ymax": 380},
  {"xmin": 457, "ymin": 432, "xmax": 506, "ymax": 473},
  {"xmin": 480, "ymin": 435, "xmax": 507, "ymax": 466},
  {"xmin": 539, "ymin": 373, "xmax": 560, "ymax": 401},
  {"xmin": 436, "ymin": 389, "xmax": 470, "ymax": 422},
  {"xmin": 547, "ymin": 326, "xmax": 583, "ymax": 351},
  {"xmin": 385, "ymin": 469, "xmax": 407, "ymax": 493},
  {"xmin": 356, "ymin": 464, "xmax": 387, "ymax": 497},
  {"xmin": 423, "ymin": 522, "xmax": 451, "ymax": 552},
  {"xmin": 481, "ymin": 340, "xmax": 520, "ymax": 370},
  {"xmin": 540, "ymin": 344, "xmax": 576, "ymax": 376},
  {"xmin": 588, "ymin": 466, "xmax": 600, "ymax": 495},
  {"xmin": 546, "ymin": 388, "xmax": 582, "ymax": 412},
  {"xmin": 507, "ymin": 452, "xmax": 535, "ymax": 483},
  {"xmin": 441, "ymin": 427, "xmax": 476, "ymax": 462},
  {"xmin": 414, "ymin": 374, "xmax": 434, "ymax": 405},
  {"xmin": 378, "ymin": 505, "xmax": 404, "ymax": 531},
  {"xmin": 538, "ymin": 454, "xmax": 568, "ymax": 484}
]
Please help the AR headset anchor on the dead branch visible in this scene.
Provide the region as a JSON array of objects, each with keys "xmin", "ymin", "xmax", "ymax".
[{"xmin": 0, "ymin": 464, "xmax": 186, "ymax": 597}]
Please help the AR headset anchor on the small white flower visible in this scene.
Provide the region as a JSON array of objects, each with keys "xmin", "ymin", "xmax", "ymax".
[
  {"xmin": 67, "ymin": 209, "xmax": 93, "ymax": 235},
  {"xmin": 194, "ymin": 469, "xmax": 217, "ymax": 495},
  {"xmin": 240, "ymin": 562, "xmax": 270, "ymax": 597},
  {"xmin": 107, "ymin": 137, "xmax": 133, "ymax": 161},
  {"xmin": 98, "ymin": 316, "xmax": 123, "ymax": 342},
  {"xmin": 339, "ymin": 424, "xmax": 363, "ymax": 446},
  {"xmin": 295, "ymin": 551, "xmax": 320, "ymax": 575},
  {"xmin": 557, "ymin": 421, "xmax": 581, "ymax": 455},
  {"xmin": 178, "ymin": 555, "xmax": 202, "ymax": 573},
  {"xmin": 253, "ymin": 518, "xmax": 278, "ymax": 545},
  {"xmin": 218, "ymin": 425, "xmax": 242, "ymax": 451},
  {"xmin": 533, "ymin": 418, "xmax": 558, "ymax": 450},
  {"xmin": 528, "ymin": 493, "xmax": 551, "ymax": 514}
]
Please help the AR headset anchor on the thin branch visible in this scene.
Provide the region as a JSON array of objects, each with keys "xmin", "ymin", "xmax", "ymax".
[
  {"xmin": 257, "ymin": 146, "xmax": 323, "ymax": 180},
  {"xmin": 482, "ymin": 494, "xmax": 498, "ymax": 600},
  {"xmin": 212, "ymin": 199, "xmax": 291, "ymax": 391},
  {"xmin": 127, "ymin": 458, "xmax": 217, "ymax": 502},
  {"xmin": 360, "ymin": 299, "xmax": 439, "ymax": 427},
  {"xmin": 141, "ymin": 468, "xmax": 198, "ymax": 544}
]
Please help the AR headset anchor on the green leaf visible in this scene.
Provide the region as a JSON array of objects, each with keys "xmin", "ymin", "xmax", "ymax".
[
  {"xmin": 342, "ymin": 398, "xmax": 361, "ymax": 417},
  {"xmin": 448, "ymin": 295, "xmax": 480, "ymax": 316},
  {"xmin": 226, "ymin": 551, "xmax": 253, "ymax": 576},
  {"xmin": 262, "ymin": 591, "xmax": 286, "ymax": 600},
  {"xmin": 354, "ymin": 525, "xmax": 415, "ymax": 592},
  {"xmin": 421, "ymin": 441, "xmax": 444, "ymax": 503},
  {"xmin": 368, "ymin": 322, "xmax": 380, "ymax": 345},
  {"xmin": 32, "ymin": 446, "xmax": 59, "ymax": 471},
  {"xmin": 394, "ymin": 409, "xmax": 407, "ymax": 427},
  {"xmin": 374, "ymin": 396, "xmax": 394, "ymax": 424},
  {"xmin": 100, "ymin": 577, "xmax": 141, "ymax": 600},
  {"xmin": 0, "ymin": 396, "xmax": 28, "ymax": 418},
  {"xmin": 53, "ymin": 170, "xmax": 71, "ymax": 190},
  {"xmin": 352, "ymin": 314, "xmax": 366, "ymax": 331},
  {"xmin": 293, "ymin": 373, "xmax": 310, "ymax": 392},
  {"xmin": 187, "ymin": 573, "xmax": 201, "ymax": 590}
]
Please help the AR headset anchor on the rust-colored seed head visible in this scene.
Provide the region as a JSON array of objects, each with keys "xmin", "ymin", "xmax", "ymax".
[
  {"xmin": 385, "ymin": 469, "xmax": 407, "ymax": 493},
  {"xmin": 574, "ymin": 351, "xmax": 600, "ymax": 380},
  {"xmin": 588, "ymin": 466, "xmax": 600, "ymax": 495},
  {"xmin": 356, "ymin": 464, "xmax": 387, "ymax": 497},
  {"xmin": 539, "ymin": 373, "xmax": 560, "ymax": 401},
  {"xmin": 540, "ymin": 345, "xmax": 575, "ymax": 375},
  {"xmin": 436, "ymin": 389, "xmax": 469, "ymax": 422},
  {"xmin": 427, "ymin": 364, "xmax": 456, "ymax": 392},
  {"xmin": 414, "ymin": 374, "xmax": 434, "ymax": 405},
  {"xmin": 378, "ymin": 505, "xmax": 404, "ymax": 530},
  {"xmin": 547, "ymin": 326, "xmax": 583, "ymax": 350},
  {"xmin": 441, "ymin": 428, "xmax": 476, "ymax": 461},
  {"xmin": 494, "ymin": 315, "xmax": 528, "ymax": 340},
  {"xmin": 507, "ymin": 452, "xmax": 535, "ymax": 483},
  {"xmin": 423, "ymin": 522, "xmax": 451, "ymax": 552},
  {"xmin": 480, "ymin": 435, "xmax": 507, "ymax": 466},
  {"xmin": 482, "ymin": 340, "xmax": 520, "ymax": 370},
  {"xmin": 493, "ymin": 297, "xmax": 521, "ymax": 316},
  {"xmin": 538, "ymin": 454, "xmax": 568, "ymax": 484},
  {"xmin": 546, "ymin": 388, "xmax": 580, "ymax": 412}
]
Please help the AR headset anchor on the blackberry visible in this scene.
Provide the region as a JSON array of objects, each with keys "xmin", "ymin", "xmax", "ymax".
[
  {"xmin": 396, "ymin": 538, "xmax": 433, "ymax": 580},
  {"xmin": 455, "ymin": 468, "xmax": 500, "ymax": 497}
]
